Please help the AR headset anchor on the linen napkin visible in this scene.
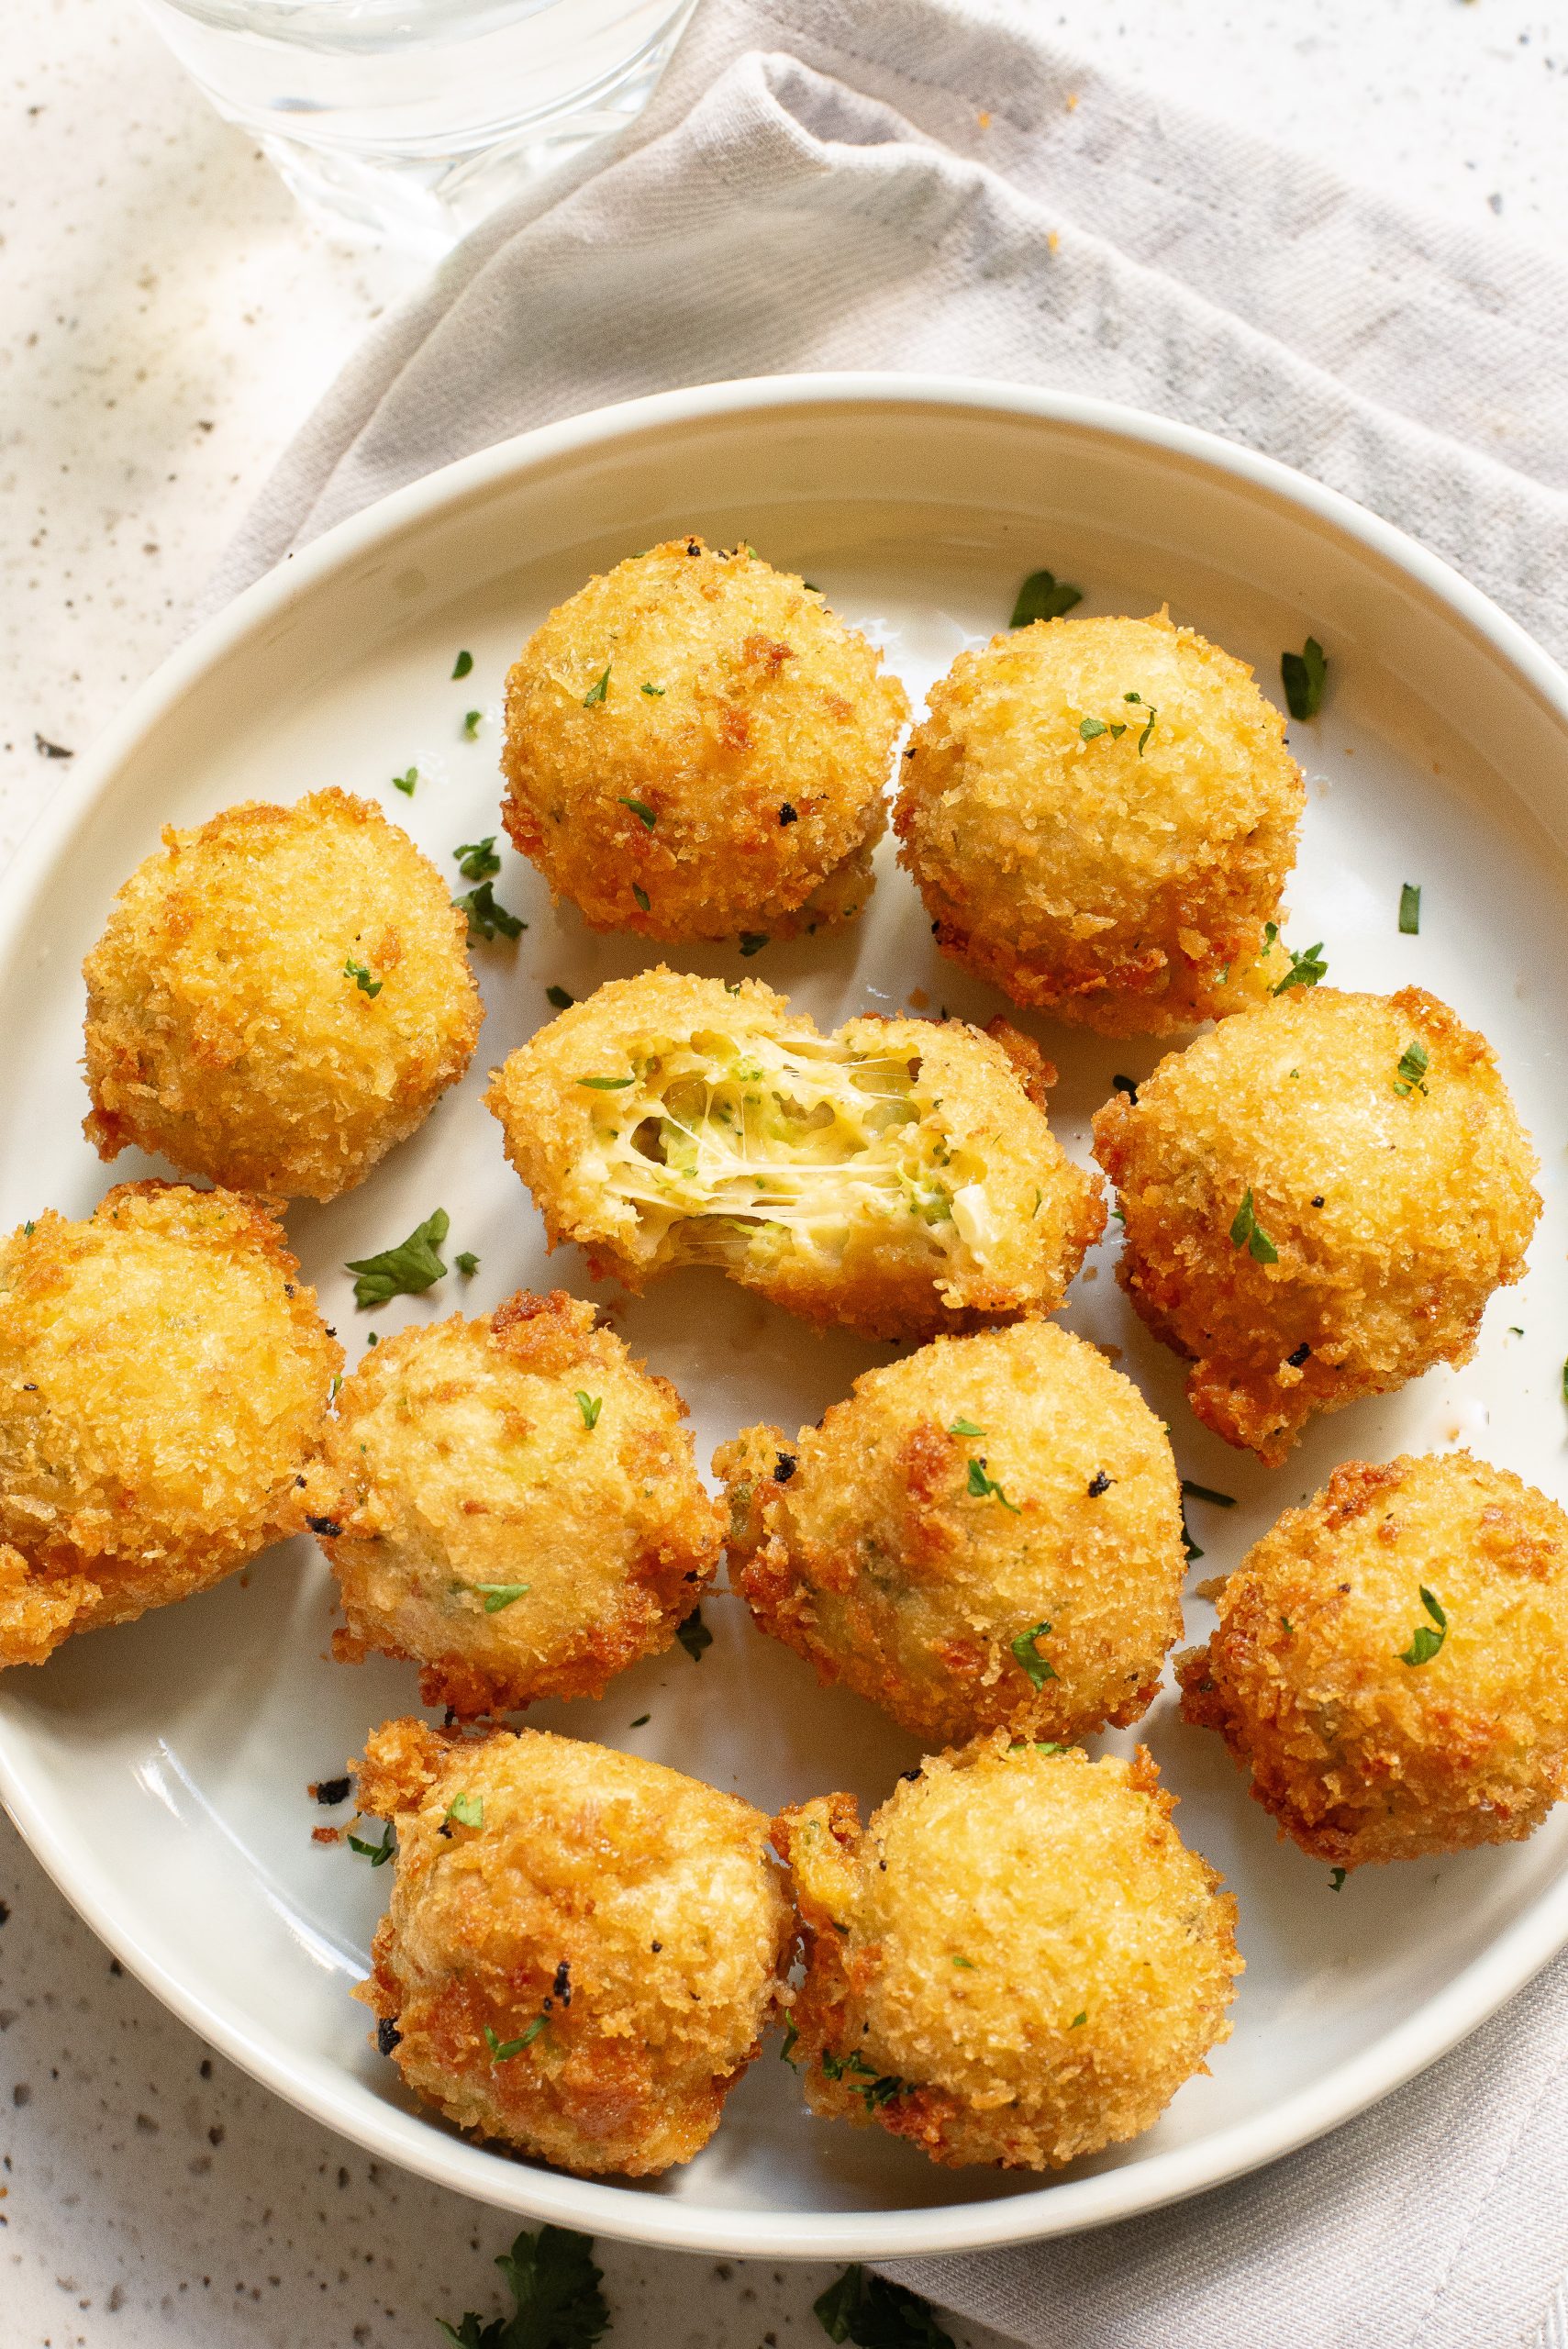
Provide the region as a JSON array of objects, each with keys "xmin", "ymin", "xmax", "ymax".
[{"xmin": 205, "ymin": 5, "xmax": 1568, "ymax": 2343}]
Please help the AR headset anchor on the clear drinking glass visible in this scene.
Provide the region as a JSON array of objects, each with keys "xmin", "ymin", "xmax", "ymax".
[{"xmin": 135, "ymin": 0, "xmax": 700, "ymax": 255}]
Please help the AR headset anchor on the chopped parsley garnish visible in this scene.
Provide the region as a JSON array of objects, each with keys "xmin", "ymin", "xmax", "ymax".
[
  {"xmin": 345, "ymin": 1207, "xmax": 449, "ymax": 1308},
  {"xmin": 1229, "ymin": 1187, "xmax": 1279, "ymax": 1264},
  {"xmin": 454, "ymin": 836, "xmax": 501, "ymax": 879},
  {"xmin": 451, "ymin": 650, "xmax": 473, "ymax": 680},
  {"xmin": 1399, "ymin": 1585, "xmax": 1447, "ymax": 1667},
  {"xmin": 578, "ymin": 1074, "xmax": 634, "ymax": 1089},
  {"xmin": 477, "ymin": 1584, "xmax": 530, "ymax": 1612},
  {"xmin": 1070, "ymin": 2011, "xmax": 1087, "ymax": 2029},
  {"xmin": 949, "ymin": 1416, "xmax": 985, "ymax": 1438},
  {"xmin": 347, "ymin": 1820, "xmax": 395, "ymax": 1866},
  {"xmin": 814, "ymin": 2266, "xmax": 955, "ymax": 2348},
  {"xmin": 1562, "ymin": 1354, "xmax": 1568, "ymax": 1406},
  {"xmin": 1080, "ymin": 716, "xmax": 1123, "ymax": 741},
  {"xmin": 484, "ymin": 2018, "xmax": 548, "ymax": 2062},
  {"xmin": 582, "ymin": 664, "xmax": 611, "ymax": 707},
  {"xmin": 392, "ymin": 766, "xmax": 417, "ymax": 796},
  {"xmin": 629, "ymin": 1713, "xmax": 651, "ymax": 1729},
  {"xmin": 545, "ymin": 985, "xmax": 574, "ymax": 1009},
  {"xmin": 780, "ymin": 2017, "xmax": 800, "ymax": 2065},
  {"xmin": 631, "ymin": 884, "xmax": 651, "ymax": 913},
  {"xmin": 1181, "ymin": 1478, "xmax": 1236, "ymax": 1509},
  {"xmin": 344, "ymin": 955, "xmax": 382, "ymax": 998},
  {"xmin": 677, "ymin": 1607, "xmax": 712, "ymax": 1662},
  {"xmin": 640, "ymin": 681, "xmax": 665, "ymax": 696},
  {"xmin": 819, "ymin": 2051, "xmax": 907, "ymax": 2110},
  {"xmin": 967, "ymin": 1456, "xmax": 1020, "ymax": 1512},
  {"xmin": 617, "ymin": 796, "xmax": 657, "ymax": 829},
  {"xmin": 574, "ymin": 1391, "xmax": 602, "ymax": 1431},
  {"xmin": 1009, "ymin": 568, "xmax": 1084, "ymax": 629},
  {"xmin": 739, "ymin": 932, "xmax": 769, "ymax": 956},
  {"xmin": 1281, "ymin": 1615, "xmax": 1294, "ymax": 1634},
  {"xmin": 1122, "ymin": 689, "xmax": 1158, "ymax": 752},
  {"xmin": 1010, "ymin": 1620, "xmax": 1056, "ymax": 1687},
  {"xmin": 1262, "ymin": 922, "xmax": 1328, "ymax": 993},
  {"xmin": 462, "ymin": 708, "xmax": 482, "ymax": 739},
  {"xmin": 1399, "ymin": 882, "xmax": 1421, "ymax": 935},
  {"xmin": 1393, "ymin": 1039, "xmax": 1429, "ymax": 1097},
  {"xmin": 455, "ymin": 1251, "xmax": 480, "ymax": 1276},
  {"xmin": 447, "ymin": 1791, "xmax": 484, "ymax": 1830},
  {"xmin": 1281, "ymin": 635, "xmax": 1328, "ymax": 719},
  {"xmin": 1329, "ymin": 1867, "xmax": 1348, "ymax": 1892},
  {"xmin": 23, "ymin": 1219, "xmax": 34, "ymax": 1235},
  {"xmin": 438, "ymin": 2223, "xmax": 607, "ymax": 2349},
  {"xmin": 951, "ymin": 1954, "xmax": 975, "ymax": 1968},
  {"xmin": 455, "ymin": 880, "xmax": 525, "ymax": 941}
]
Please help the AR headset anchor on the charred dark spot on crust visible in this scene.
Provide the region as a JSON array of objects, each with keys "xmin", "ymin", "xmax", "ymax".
[
  {"xmin": 312, "ymin": 1776, "xmax": 350, "ymax": 1807},
  {"xmin": 306, "ymin": 1515, "xmax": 343, "ymax": 1539},
  {"xmin": 1286, "ymin": 1342, "xmax": 1311, "ymax": 1367},
  {"xmin": 437, "ymin": 1821, "xmax": 452, "ymax": 1840},
  {"xmin": 1111, "ymin": 1074, "xmax": 1139, "ymax": 1103},
  {"xmin": 651, "ymin": 1940, "xmax": 662, "ymax": 1953},
  {"xmin": 773, "ymin": 1453, "xmax": 797, "ymax": 1483},
  {"xmin": 284, "ymin": 1283, "xmax": 295, "ymax": 1297},
  {"xmin": 778, "ymin": 803, "xmax": 798, "ymax": 826},
  {"xmin": 553, "ymin": 1959, "xmax": 572, "ymax": 2006},
  {"xmin": 1310, "ymin": 1196, "xmax": 1325, "ymax": 1208},
  {"xmin": 1087, "ymin": 1470, "xmax": 1113, "ymax": 1497},
  {"xmin": 376, "ymin": 2017, "xmax": 402, "ymax": 2055},
  {"xmin": 900, "ymin": 1768, "xmax": 921, "ymax": 1783}
]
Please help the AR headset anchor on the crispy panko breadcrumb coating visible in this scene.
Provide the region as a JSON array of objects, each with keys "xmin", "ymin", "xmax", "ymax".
[
  {"xmin": 485, "ymin": 969, "xmax": 1104, "ymax": 1344},
  {"xmin": 306, "ymin": 1290, "xmax": 721, "ymax": 1718},
  {"xmin": 83, "ymin": 788, "xmax": 483, "ymax": 1201},
  {"xmin": 1179, "ymin": 1452, "xmax": 1568, "ymax": 1868},
  {"xmin": 1092, "ymin": 985, "xmax": 1539, "ymax": 1464},
  {"xmin": 352, "ymin": 1717, "xmax": 793, "ymax": 2175},
  {"xmin": 774, "ymin": 1737, "xmax": 1240, "ymax": 2169},
  {"xmin": 500, "ymin": 538, "xmax": 908, "ymax": 943},
  {"xmin": 717, "ymin": 1322, "xmax": 1184, "ymax": 1747},
  {"xmin": 0, "ymin": 1182, "xmax": 339, "ymax": 1666},
  {"xmin": 894, "ymin": 610, "xmax": 1305, "ymax": 1034}
]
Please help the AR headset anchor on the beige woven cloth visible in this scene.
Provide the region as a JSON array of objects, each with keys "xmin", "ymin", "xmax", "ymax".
[{"xmin": 210, "ymin": 6, "xmax": 1568, "ymax": 2343}]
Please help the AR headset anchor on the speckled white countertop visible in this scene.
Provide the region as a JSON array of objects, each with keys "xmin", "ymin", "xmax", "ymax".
[{"xmin": 3, "ymin": 3, "xmax": 1565, "ymax": 2343}]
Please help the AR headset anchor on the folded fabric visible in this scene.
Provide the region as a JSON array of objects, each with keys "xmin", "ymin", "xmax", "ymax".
[{"xmin": 205, "ymin": 6, "xmax": 1568, "ymax": 2342}]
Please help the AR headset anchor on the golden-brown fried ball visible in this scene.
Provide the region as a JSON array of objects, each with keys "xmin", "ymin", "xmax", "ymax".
[
  {"xmin": 352, "ymin": 1717, "xmax": 793, "ymax": 2176},
  {"xmin": 83, "ymin": 789, "xmax": 483, "ymax": 1201},
  {"xmin": 500, "ymin": 538, "xmax": 908, "ymax": 943},
  {"xmin": 894, "ymin": 610, "xmax": 1305, "ymax": 1034},
  {"xmin": 774, "ymin": 1737, "xmax": 1240, "ymax": 2170},
  {"xmin": 306, "ymin": 1290, "xmax": 721, "ymax": 1718},
  {"xmin": 0, "ymin": 1182, "xmax": 339, "ymax": 1666},
  {"xmin": 1092, "ymin": 985, "xmax": 1539, "ymax": 1464},
  {"xmin": 485, "ymin": 969, "xmax": 1104, "ymax": 1344},
  {"xmin": 1180, "ymin": 1452, "xmax": 1568, "ymax": 1868},
  {"xmin": 717, "ymin": 1321, "xmax": 1184, "ymax": 1747}
]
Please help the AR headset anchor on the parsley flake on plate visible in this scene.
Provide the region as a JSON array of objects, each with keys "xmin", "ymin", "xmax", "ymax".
[
  {"xmin": 1229, "ymin": 1187, "xmax": 1279, "ymax": 1264},
  {"xmin": 343, "ymin": 955, "xmax": 382, "ymax": 998},
  {"xmin": 453, "ymin": 837, "xmax": 501, "ymax": 881},
  {"xmin": 345, "ymin": 1207, "xmax": 449, "ymax": 1308},
  {"xmin": 439, "ymin": 2224, "xmax": 607, "ymax": 2349},
  {"xmin": 455, "ymin": 1251, "xmax": 480, "ymax": 1276},
  {"xmin": 1010, "ymin": 1620, "xmax": 1056, "ymax": 1687},
  {"xmin": 814, "ymin": 2264, "xmax": 956, "ymax": 2348},
  {"xmin": 1281, "ymin": 635, "xmax": 1328, "ymax": 720},
  {"xmin": 677, "ymin": 1607, "xmax": 712, "ymax": 1662},
  {"xmin": 392, "ymin": 766, "xmax": 417, "ymax": 796},
  {"xmin": 1398, "ymin": 1584, "xmax": 1448, "ymax": 1668},
  {"xmin": 1009, "ymin": 568, "xmax": 1084, "ymax": 629},
  {"xmin": 1329, "ymin": 1867, "xmax": 1348, "ymax": 1892},
  {"xmin": 1399, "ymin": 882, "xmax": 1421, "ymax": 935},
  {"xmin": 347, "ymin": 1820, "xmax": 395, "ymax": 1866},
  {"xmin": 1181, "ymin": 1478, "xmax": 1236, "ymax": 1509},
  {"xmin": 739, "ymin": 932, "xmax": 769, "ymax": 956},
  {"xmin": 450, "ymin": 650, "xmax": 473, "ymax": 680},
  {"xmin": 454, "ymin": 879, "xmax": 525, "ymax": 941},
  {"xmin": 462, "ymin": 708, "xmax": 483, "ymax": 740}
]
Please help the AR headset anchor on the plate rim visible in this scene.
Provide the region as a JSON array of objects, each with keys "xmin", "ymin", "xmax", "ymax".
[{"xmin": 5, "ymin": 370, "xmax": 1568, "ymax": 2260}]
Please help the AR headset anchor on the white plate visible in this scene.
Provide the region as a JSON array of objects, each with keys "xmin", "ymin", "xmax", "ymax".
[{"xmin": 4, "ymin": 376, "xmax": 1568, "ymax": 2261}]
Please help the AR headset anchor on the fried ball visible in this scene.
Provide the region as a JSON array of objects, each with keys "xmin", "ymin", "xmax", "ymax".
[
  {"xmin": 352, "ymin": 1717, "xmax": 793, "ymax": 2175},
  {"xmin": 0, "ymin": 1182, "xmax": 339, "ymax": 1666},
  {"xmin": 774, "ymin": 1737, "xmax": 1240, "ymax": 2169},
  {"xmin": 485, "ymin": 969, "xmax": 1104, "ymax": 1344},
  {"xmin": 83, "ymin": 788, "xmax": 483, "ymax": 1201},
  {"xmin": 893, "ymin": 609, "xmax": 1305, "ymax": 1034},
  {"xmin": 717, "ymin": 1321, "xmax": 1184, "ymax": 1747},
  {"xmin": 306, "ymin": 1290, "xmax": 721, "ymax": 1717},
  {"xmin": 1180, "ymin": 1453, "xmax": 1568, "ymax": 1868},
  {"xmin": 499, "ymin": 538, "xmax": 909, "ymax": 943},
  {"xmin": 1092, "ymin": 985, "xmax": 1539, "ymax": 1464}
]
